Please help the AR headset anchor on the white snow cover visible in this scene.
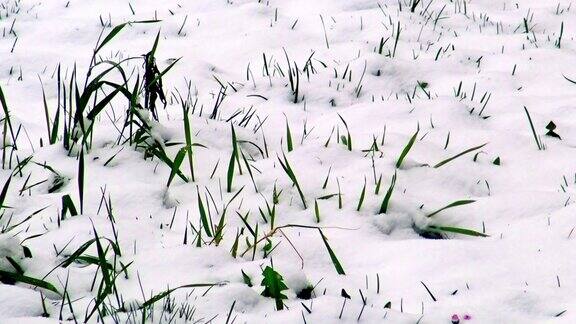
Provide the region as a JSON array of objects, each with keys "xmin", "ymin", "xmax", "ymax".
[{"xmin": 0, "ymin": 0, "xmax": 575, "ymax": 323}]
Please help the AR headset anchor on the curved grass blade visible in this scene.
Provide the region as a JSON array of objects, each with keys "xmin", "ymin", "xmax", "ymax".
[
  {"xmin": 426, "ymin": 199, "xmax": 475, "ymax": 218},
  {"xmin": 140, "ymin": 283, "xmax": 217, "ymax": 309},
  {"xmin": 0, "ymin": 270, "xmax": 60, "ymax": 295},
  {"xmin": 433, "ymin": 143, "xmax": 487, "ymax": 168}
]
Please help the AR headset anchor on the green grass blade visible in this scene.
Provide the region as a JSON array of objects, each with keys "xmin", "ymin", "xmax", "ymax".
[
  {"xmin": 523, "ymin": 106, "xmax": 541, "ymax": 150},
  {"xmin": 285, "ymin": 119, "xmax": 293, "ymax": 152},
  {"xmin": 356, "ymin": 177, "xmax": 366, "ymax": 211},
  {"xmin": 396, "ymin": 129, "xmax": 419, "ymax": 168},
  {"xmin": 378, "ymin": 171, "xmax": 397, "ymax": 214},
  {"xmin": 433, "ymin": 143, "xmax": 487, "ymax": 168},
  {"xmin": 196, "ymin": 186, "xmax": 213, "ymax": 237},
  {"xmin": 78, "ymin": 149, "xmax": 85, "ymax": 214},
  {"xmin": 426, "ymin": 225, "xmax": 488, "ymax": 237},
  {"xmin": 140, "ymin": 283, "xmax": 217, "ymax": 309},
  {"xmin": 182, "ymin": 105, "xmax": 195, "ymax": 181},
  {"xmin": 0, "ymin": 176, "xmax": 11, "ymax": 209},
  {"xmin": 426, "ymin": 199, "xmax": 475, "ymax": 218},
  {"xmin": 277, "ymin": 153, "xmax": 307, "ymax": 209},
  {"xmin": 318, "ymin": 229, "xmax": 345, "ymax": 275},
  {"xmin": 0, "ymin": 270, "xmax": 60, "ymax": 295},
  {"xmin": 227, "ymin": 124, "xmax": 237, "ymax": 193},
  {"xmin": 0, "ymin": 85, "xmax": 17, "ymax": 149},
  {"xmin": 167, "ymin": 147, "xmax": 186, "ymax": 187},
  {"xmin": 61, "ymin": 194, "xmax": 78, "ymax": 219}
]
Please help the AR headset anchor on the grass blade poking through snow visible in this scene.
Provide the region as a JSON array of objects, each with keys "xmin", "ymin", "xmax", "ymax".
[
  {"xmin": 285, "ymin": 117, "xmax": 293, "ymax": 152},
  {"xmin": 0, "ymin": 85, "xmax": 17, "ymax": 150},
  {"xmin": 319, "ymin": 229, "xmax": 345, "ymax": 275},
  {"xmin": 378, "ymin": 171, "xmax": 397, "ymax": 214},
  {"xmin": 196, "ymin": 186, "xmax": 213, "ymax": 237},
  {"xmin": 227, "ymin": 124, "xmax": 239, "ymax": 193},
  {"xmin": 356, "ymin": 176, "xmax": 366, "ymax": 211},
  {"xmin": 338, "ymin": 114, "xmax": 352, "ymax": 151},
  {"xmin": 277, "ymin": 153, "xmax": 307, "ymax": 209},
  {"xmin": 426, "ymin": 199, "xmax": 475, "ymax": 218},
  {"xmin": 0, "ymin": 270, "xmax": 60, "ymax": 295},
  {"xmin": 396, "ymin": 129, "xmax": 418, "ymax": 168},
  {"xmin": 78, "ymin": 149, "xmax": 85, "ymax": 214},
  {"xmin": 426, "ymin": 225, "xmax": 488, "ymax": 237},
  {"xmin": 260, "ymin": 266, "xmax": 289, "ymax": 311},
  {"xmin": 523, "ymin": 106, "xmax": 542, "ymax": 150},
  {"xmin": 139, "ymin": 283, "xmax": 218, "ymax": 309},
  {"xmin": 0, "ymin": 176, "xmax": 11, "ymax": 209},
  {"xmin": 182, "ymin": 100, "xmax": 196, "ymax": 181},
  {"xmin": 167, "ymin": 147, "xmax": 186, "ymax": 187},
  {"xmin": 433, "ymin": 143, "xmax": 487, "ymax": 168}
]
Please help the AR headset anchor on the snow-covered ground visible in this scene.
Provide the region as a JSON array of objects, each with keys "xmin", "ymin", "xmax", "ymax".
[{"xmin": 1, "ymin": 0, "xmax": 575, "ymax": 323}]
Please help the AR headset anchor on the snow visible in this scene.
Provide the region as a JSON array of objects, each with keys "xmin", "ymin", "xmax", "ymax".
[{"xmin": 1, "ymin": 0, "xmax": 575, "ymax": 323}]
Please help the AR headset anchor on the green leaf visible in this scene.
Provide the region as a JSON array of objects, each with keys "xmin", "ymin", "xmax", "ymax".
[
  {"xmin": 95, "ymin": 23, "xmax": 129, "ymax": 54},
  {"xmin": 396, "ymin": 129, "xmax": 419, "ymax": 168},
  {"xmin": 433, "ymin": 143, "xmax": 487, "ymax": 168},
  {"xmin": 196, "ymin": 186, "xmax": 213, "ymax": 237},
  {"xmin": 78, "ymin": 149, "xmax": 85, "ymax": 214},
  {"xmin": 147, "ymin": 57, "xmax": 181, "ymax": 89},
  {"xmin": 140, "ymin": 283, "xmax": 217, "ymax": 309},
  {"xmin": 356, "ymin": 177, "xmax": 366, "ymax": 212},
  {"xmin": 242, "ymin": 270, "xmax": 253, "ymax": 287},
  {"xmin": 425, "ymin": 225, "xmax": 488, "ymax": 237},
  {"xmin": 0, "ymin": 177, "xmax": 11, "ymax": 209},
  {"xmin": 0, "ymin": 85, "xmax": 17, "ymax": 149},
  {"xmin": 94, "ymin": 20, "xmax": 161, "ymax": 54},
  {"xmin": 285, "ymin": 119, "xmax": 293, "ymax": 152},
  {"xmin": 61, "ymin": 194, "xmax": 78, "ymax": 219},
  {"xmin": 378, "ymin": 171, "xmax": 397, "ymax": 214},
  {"xmin": 227, "ymin": 124, "xmax": 238, "ymax": 193},
  {"xmin": 167, "ymin": 147, "xmax": 187, "ymax": 187},
  {"xmin": 277, "ymin": 153, "xmax": 307, "ymax": 209},
  {"xmin": 318, "ymin": 229, "xmax": 345, "ymax": 275},
  {"xmin": 260, "ymin": 266, "xmax": 289, "ymax": 311},
  {"xmin": 426, "ymin": 199, "xmax": 475, "ymax": 218},
  {"xmin": 6, "ymin": 256, "xmax": 24, "ymax": 274},
  {"xmin": 0, "ymin": 270, "xmax": 60, "ymax": 295}
]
